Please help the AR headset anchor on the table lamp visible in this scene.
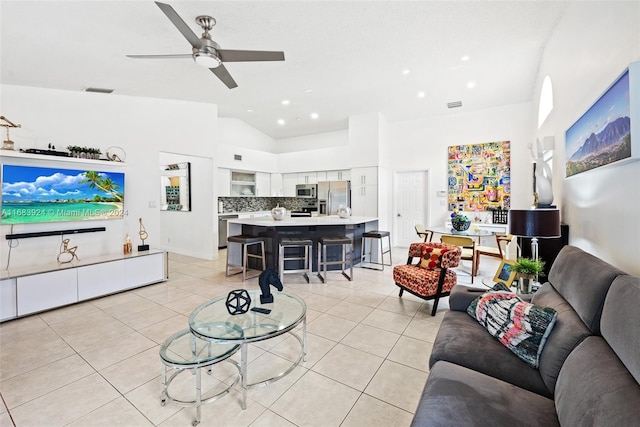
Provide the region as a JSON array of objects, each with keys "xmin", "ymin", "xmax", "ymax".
[{"xmin": 508, "ymin": 209, "xmax": 561, "ymax": 266}]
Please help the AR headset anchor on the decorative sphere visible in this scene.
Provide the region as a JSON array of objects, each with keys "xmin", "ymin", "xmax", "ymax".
[
  {"xmin": 226, "ymin": 289, "xmax": 251, "ymax": 315},
  {"xmin": 271, "ymin": 204, "xmax": 286, "ymax": 221}
]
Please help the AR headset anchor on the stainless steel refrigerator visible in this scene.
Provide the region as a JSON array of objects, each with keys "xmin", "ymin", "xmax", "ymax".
[{"xmin": 317, "ymin": 181, "xmax": 351, "ymax": 215}]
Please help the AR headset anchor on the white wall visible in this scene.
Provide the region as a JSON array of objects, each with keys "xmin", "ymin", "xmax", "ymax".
[
  {"xmin": 274, "ymin": 129, "xmax": 348, "ymax": 154},
  {"xmin": 1, "ymin": 85, "xmax": 218, "ymax": 268},
  {"xmin": 532, "ymin": 1, "xmax": 640, "ymax": 275},
  {"xmin": 389, "ymin": 103, "xmax": 533, "ymax": 229}
]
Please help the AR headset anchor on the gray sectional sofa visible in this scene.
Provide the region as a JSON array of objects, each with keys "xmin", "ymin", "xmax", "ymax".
[{"xmin": 412, "ymin": 245, "xmax": 640, "ymax": 426}]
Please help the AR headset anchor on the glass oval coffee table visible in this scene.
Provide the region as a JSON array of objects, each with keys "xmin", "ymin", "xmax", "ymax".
[{"xmin": 189, "ymin": 290, "xmax": 307, "ymax": 409}]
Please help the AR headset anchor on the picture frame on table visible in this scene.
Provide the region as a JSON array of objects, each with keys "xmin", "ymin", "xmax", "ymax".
[{"xmin": 493, "ymin": 259, "xmax": 518, "ymax": 288}]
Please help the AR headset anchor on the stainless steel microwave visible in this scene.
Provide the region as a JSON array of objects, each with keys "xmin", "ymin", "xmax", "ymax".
[{"xmin": 296, "ymin": 184, "xmax": 317, "ymax": 198}]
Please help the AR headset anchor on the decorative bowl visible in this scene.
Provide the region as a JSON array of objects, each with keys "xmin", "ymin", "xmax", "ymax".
[{"xmin": 451, "ymin": 218, "xmax": 471, "ymax": 231}]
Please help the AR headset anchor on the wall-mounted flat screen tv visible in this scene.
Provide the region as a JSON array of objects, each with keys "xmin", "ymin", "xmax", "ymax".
[{"xmin": 1, "ymin": 164, "xmax": 125, "ymax": 225}]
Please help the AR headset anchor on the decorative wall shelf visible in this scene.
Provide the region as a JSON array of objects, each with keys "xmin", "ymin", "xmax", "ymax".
[{"xmin": 0, "ymin": 150, "xmax": 125, "ymax": 167}]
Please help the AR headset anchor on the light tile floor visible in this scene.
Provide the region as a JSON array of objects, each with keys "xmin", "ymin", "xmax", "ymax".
[{"xmin": 0, "ymin": 249, "xmax": 497, "ymax": 427}]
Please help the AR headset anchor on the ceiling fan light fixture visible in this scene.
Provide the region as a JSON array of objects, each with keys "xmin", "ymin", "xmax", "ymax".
[{"xmin": 194, "ymin": 52, "xmax": 221, "ymax": 69}]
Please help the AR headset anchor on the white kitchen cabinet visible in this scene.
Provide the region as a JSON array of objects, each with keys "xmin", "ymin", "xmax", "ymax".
[
  {"xmin": 0, "ymin": 279, "xmax": 17, "ymax": 321},
  {"xmin": 255, "ymin": 172, "xmax": 271, "ymax": 197},
  {"xmin": 231, "ymin": 171, "xmax": 256, "ymax": 196},
  {"xmin": 315, "ymin": 171, "xmax": 327, "ymax": 182},
  {"xmin": 78, "ymin": 261, "xmax": 126, "ymax": 301},
  {"xmin": 351, "ymin": 167, "xmax": 378, "ymax": 217},
  {"xmin": 297, "ymin": 172, "xmax": 317, "ymax": 184},
  {"xmin": 17, "ymin": 269, "xmax": 78, "ymax": 316},
  {"xmin": 326, "ymin": 169, "xmax": 350, "ymax": 181},
  {"xmin": 217, "ymin": 168, "xmax": 231, "ymax": 197},
  {"xmin": 351, "ymin": 185, "xmax": 378, "ymax": 217},
  {"xmin": 351, "ymin": 167, "xmax": 378, "ymax": 186},
  {"xmin": 270, "ymin": 173, "xmax": 283, "ymax": 196},
  {"xmin": 283, "ymin": 173, "xmax": 298, "ymax": 197}
]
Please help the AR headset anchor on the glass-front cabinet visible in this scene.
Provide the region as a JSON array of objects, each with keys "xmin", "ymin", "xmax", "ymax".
[{"xmin": 231, "ymin": 171, "xmax": 256, "ymax": 196}]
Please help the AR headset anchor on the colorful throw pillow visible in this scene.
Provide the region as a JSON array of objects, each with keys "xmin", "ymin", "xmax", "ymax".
[
  {"xmin": 419, "ymin": 246, "xmax": 448, "ymax": 269},
  {"xmin": 467, "ymin": 291, "xmax": 558, "ymax": 368}
]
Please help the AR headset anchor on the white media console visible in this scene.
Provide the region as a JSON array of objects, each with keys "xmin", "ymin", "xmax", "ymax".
[{"xmin": 0, "ymin": 249, "xmax": 167, "ymax": 322}]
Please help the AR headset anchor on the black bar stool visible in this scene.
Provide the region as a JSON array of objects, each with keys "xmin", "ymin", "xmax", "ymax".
[
  {"xmin": 317, "ymin": 236, "xmax": 353, "ymax": 283},
  {"xmin": 361, "ymin": 230, "xmax": 392, "ymax": 271},
  {"xmin": 226, "ymin": 235, "xmax": 266, "ymax": 281},
  {"xmin": 279, "ymin": 237, "xmax": 312, "ymax": 283}
]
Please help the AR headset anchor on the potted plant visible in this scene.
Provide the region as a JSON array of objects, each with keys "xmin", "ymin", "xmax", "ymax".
[{"xmin": 508, "ymin": 257, "xmax": 545, "ymax": 293}]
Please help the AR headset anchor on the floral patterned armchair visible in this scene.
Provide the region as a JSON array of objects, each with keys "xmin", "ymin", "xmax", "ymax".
[{"xmin": 392, "ymin": 242, "xmax": 461, "ymax": 316}]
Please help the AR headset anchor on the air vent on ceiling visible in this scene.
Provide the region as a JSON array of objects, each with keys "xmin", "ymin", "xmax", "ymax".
[
  {"xmin": 84, "ymin": 87, "xmax": 114, "ymax": 94},
  {"xmin": 447, "ymin": 101, "xmax": 462, "ymax": 109},
  {"xmin": 234, "ymin": 154, "xmax": 242, "ymax": 161}
]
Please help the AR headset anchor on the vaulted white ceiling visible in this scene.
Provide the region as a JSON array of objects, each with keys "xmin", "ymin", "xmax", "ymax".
[{"xmin": 0, "ymin": 1, "xmax": 569, "ymax": 140}]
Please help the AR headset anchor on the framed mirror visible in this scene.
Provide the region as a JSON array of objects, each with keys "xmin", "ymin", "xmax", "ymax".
[{"xmin": 160, "ymin": 162, "xmax": 191, "ymax": 211}]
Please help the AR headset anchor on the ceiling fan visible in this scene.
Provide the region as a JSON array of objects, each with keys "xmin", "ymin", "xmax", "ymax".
[{"xmin": 126, "ymin": 1, "xmax": 285, "ymax": 89}]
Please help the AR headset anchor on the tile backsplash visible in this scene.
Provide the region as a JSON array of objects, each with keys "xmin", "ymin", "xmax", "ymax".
[{"xmin": 218, "ymin": 197, "xmax": 306, "ymax": 213}]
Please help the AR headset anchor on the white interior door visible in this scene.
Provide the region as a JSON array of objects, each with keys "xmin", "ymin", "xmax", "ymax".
[{"xmin": 395, "ymin": 171, "xmax": 429, "ymax": 247}]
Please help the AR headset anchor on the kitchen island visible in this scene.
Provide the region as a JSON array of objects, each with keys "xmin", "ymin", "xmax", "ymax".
[{"xmin": 226, "ymin": 216, "xmax": 379, "ymax": 274}]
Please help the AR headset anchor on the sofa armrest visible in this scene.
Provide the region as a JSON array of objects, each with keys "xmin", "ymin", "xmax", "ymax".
[{"xmin": 449, "ymin": 285, "xmax": 486, "ymax": 311}]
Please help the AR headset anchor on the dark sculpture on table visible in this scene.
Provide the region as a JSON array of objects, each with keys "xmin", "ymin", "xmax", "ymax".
[
  {"xmin": 226, "ymin": 289, "xmax": 251, "ymax": 315},
  {"xmin": 258, "ymin": 269, "xmax": 283, "ymax": 304}
]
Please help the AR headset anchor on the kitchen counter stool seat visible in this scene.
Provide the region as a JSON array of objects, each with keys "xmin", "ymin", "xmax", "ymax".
[
  {"xmin": 361, "ymin": 230, "xmax": 392, "ymax": 271},
  {"xmin": 279, "ymin": 237, "xmax": 313, "ymax": 283},
  {"xmin": 317, "ymin": 236, "xmax": 353, "ymax": 282},
  {"xmin": 226, "ymin": 235, "xmax": 266, "ymax": 281}
]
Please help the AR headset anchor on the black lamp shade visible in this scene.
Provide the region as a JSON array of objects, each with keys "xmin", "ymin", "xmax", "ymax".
[{"xmin": 509, "ymin": 209, "xmax": 561, "ymax": 238}]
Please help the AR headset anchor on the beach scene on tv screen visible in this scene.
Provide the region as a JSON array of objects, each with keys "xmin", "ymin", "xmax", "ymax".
[{"xmin": 1, "ymin": 165, "xmax": 125, "ymax": 224}]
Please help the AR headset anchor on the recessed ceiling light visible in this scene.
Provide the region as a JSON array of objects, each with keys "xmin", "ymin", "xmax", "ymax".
[
  {"xmin": 281, "ymin": 100, "xmax": 290, "ymax": 105},
  {"xmin": 246, "ymin": 109, "xmax": 253, "ymax": 113},
  {"xmin": 310, "ymin": 113, "xmax": 319, "ymax": 119},
  {"xmin": 461, "ymin": 55, "xmax": 470, "ymax": 61},
  {"xmin": 304, "ymin": 89, "xmax": 313, "ymax": 93},
  {"xmin": 467, "ymin": 81, "xmax": 476, "ymax": 89},
  {"xmin": 277, "ymin": 119, "xmax": 286, "ymax": 125},
  {"xmin": 417, "ymin": 91, "xmax": 425, "ymax": 98},
  {"xmin": 402, "ymin": 69, "xmax": 410, "ymax": 75}
]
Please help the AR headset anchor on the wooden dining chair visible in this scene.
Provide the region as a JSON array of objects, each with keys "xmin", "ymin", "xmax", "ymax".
[
  {"xmin": 440, "ymin": 235, "xmax": 476, "ymax": 283},
  {"xmin": 473, "ymin": 234, "xmax": 513, "ymax": 277},
  {"xmin": 415, "ymin": 224, "xmax": 434, "ymax": 242}
]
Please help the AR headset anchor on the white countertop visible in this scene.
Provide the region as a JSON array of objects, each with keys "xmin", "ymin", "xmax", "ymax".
[{"xmin": 228, "ymin": 215, "xmax": 378, "ymax": 226}]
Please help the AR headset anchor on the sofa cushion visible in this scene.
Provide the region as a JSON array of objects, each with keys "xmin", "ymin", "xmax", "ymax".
[
  {"xmin": 600, "ymin": 275, "xmax": 640, "ymax": 385},
  {"xmin": 531, "ymin": 283, "xmax": 593, "ymax": 395},
  {"xmin": 555, "ymin": 336, "xmax": 640, "ymax": 426},
  {"xmin": 412, "ymin": 361, "xmax": 559, "ymax": 427},
  {"xmin": 467, "ymin": 291, "xmax": 557, "ymax": 368},
  {"xmin": 429, "ymin": 310, "xmax": 552, "ymax": 397},
  {"xmin": 547, "ymin": 245, "xmax": 624, "ymax": 334}
]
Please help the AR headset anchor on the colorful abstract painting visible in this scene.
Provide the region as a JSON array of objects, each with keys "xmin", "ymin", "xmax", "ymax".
[{"xmin": 447, "ymin": 141, "xmax": 511, "ymax": 212}]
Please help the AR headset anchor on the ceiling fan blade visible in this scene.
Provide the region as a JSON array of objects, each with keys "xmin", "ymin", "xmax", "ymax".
[
  {"xmin": 210, "ymin": 64, "xmax": 238, "ymax": 89},
  {"xmin": 218, "ymin": 49, "xmax": 285, "ymax": 62},
  {"xmin": 155, "ymin": 1, "xmax": 201, "ymax": 49},
  {"xmin": 127, "ymin": 54, "xmax": 193, "ymax": 59}
]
